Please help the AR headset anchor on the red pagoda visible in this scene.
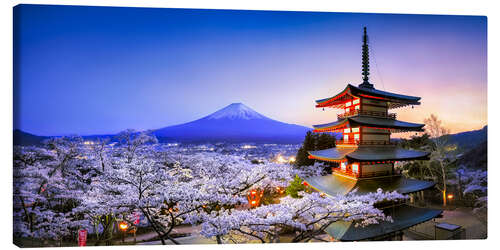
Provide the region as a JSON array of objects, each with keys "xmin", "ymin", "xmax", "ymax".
[{"xmin": 304, "ymin": 27, "xmax": 442, "ymax": 241}]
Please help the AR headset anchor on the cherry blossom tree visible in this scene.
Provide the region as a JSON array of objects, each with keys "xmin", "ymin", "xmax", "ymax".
[
  {"xmin": 13, "ymin": 137, "xmax": 95, "ymax": 245},
  {"xmin": 198, "ymin": 189, "xmax": 404, "ymax": 243},
  {"xmin": 461, "ymin": 169, "xmax": 487, "ymax": 217},
  {"xmin": 81, "ymin": 130, "xmax": 162, "ymax": 245},
  {"xmin": 114, "ymin": 129, "xmax": 158, "ymax": 163}
]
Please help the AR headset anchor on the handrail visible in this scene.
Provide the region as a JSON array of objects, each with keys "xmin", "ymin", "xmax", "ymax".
[
  {"xmin": 333, "ymin": 169, "xmax": 359, "ymax": 177},
  {"xmin": 336, "ymin": 139, "xmax": 397, "ymax": 146},
  {"xmin": 360, "ymin": 171, "xmax": 392, "ymax": 178},
  {"xmin": 338, "ymin": 110, "xmax": 396, "ymax": 120},
  {"xmin": 334, "ymin": 169, "xmax": 399, "ymax": 178}
]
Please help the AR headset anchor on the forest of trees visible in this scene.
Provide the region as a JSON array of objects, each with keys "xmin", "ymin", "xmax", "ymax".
[{"xmin": 295, "ymin": 131, "xmax": 336, "ymax": 167}]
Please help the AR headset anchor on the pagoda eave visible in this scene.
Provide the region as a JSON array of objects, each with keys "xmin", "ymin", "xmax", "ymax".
[
  {"xmin": 325, "ymin": 204, "xmax": 442, "ymax": 241},
  {"xmin": 308, "ymin": 147, "xmax": 430, "ymax": 163},
  {"xmin": 307, "ymin": 147, "xmax": 355, "ymax": 162},
  {"xmin": 304, "ymin": 173, "xmax": 436, "ymax": 196},
  {"xmin": 346, "ymin": 147, "xmax": 430, "ymax": 162},
  {"xmin": 315, "ymin": 84, "xmax": 421, "ymax": 109},
  {"xmin": 312, "ymin": 116, "xmax": 425, "ymax": 133}
]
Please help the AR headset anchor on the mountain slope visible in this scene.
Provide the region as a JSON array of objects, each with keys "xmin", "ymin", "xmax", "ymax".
[
  {"xmin": 456, "ymin": 141, "xmax": 487, "ymax": 170},
  {"xmin": 448, "ymin": 125, "xmax": 487, "ymax": 150},
  {"xmin": 13, "ymin": 129, "xmax": 48, "ymax": 146},
  {"xmin": 154, "ymin": 103, "xmax": 311, "ymax": 143}
]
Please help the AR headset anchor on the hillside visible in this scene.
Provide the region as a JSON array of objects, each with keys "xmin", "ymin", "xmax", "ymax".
[
  {"xmin": 448, "ymin": 125, "xmax": 487, "ymax": 150},
  {"xmin": 13, "ymin": 129, "xmax": 48, "ymax": 146}
]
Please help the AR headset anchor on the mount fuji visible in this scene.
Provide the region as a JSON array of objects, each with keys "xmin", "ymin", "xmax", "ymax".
[{"xmin": 153, "ymin": 103, "xmax": 311, "ymax": 143}]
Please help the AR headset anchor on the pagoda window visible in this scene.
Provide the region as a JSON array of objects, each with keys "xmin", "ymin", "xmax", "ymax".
[
  {"xmin": 344, "ymin": 128, "xmax": 351, "ymax": 133},
  {"xmin": 354, "ymin": 134, "xmax": 360, "ymax": 140},
  {"xmin": 353, "ymin": 99, "xmax": 360, "ymax": 105},
  {"xmin": 345, "ymin": 107, "xmax": 350, "ymax": 113},
  {"xmin": 352, "ymin": 163, "xmax": 359, "ymax": 174},
  {"xmin": 341, "ymin": 161, "xmax": 347, "ymax": 171},
  {"xmin": 346, "ymin": 101, "xmax": 352, "ymax": 107},
  {"xmin": 344, "ymin": 134, "xmax": 349, "ymax": 141},
  {"xmin": 352, "ymin": 127, "xmax": 360, "ymax": 133},
  {"xmin": 355, "ymin": 104, "xmax": 360, "ymax": 110}
]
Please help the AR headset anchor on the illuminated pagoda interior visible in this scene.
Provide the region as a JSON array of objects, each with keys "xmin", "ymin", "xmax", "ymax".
[{"xmin": 304, "ymin": 27, "xmax": 443, "ymax": 241}]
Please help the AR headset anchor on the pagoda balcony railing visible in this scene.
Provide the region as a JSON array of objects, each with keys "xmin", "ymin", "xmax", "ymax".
[
  {"xmin": 337, "ymin": 110, "xmax": 396, "ymax": 120},
  {"xmin": 334, "ymin": 169, "xmax": 401, "ymax": 179},
  {"xmin": 336, "ymin": 139, "xmax": 397, "ymax": 146},
  {"xmin": 333, "ymin": 168, "xmax": 359, "ymax": 178},
  {"xmin": 360, "ymin": 171, "xmax": 393, "ymax": 178}
]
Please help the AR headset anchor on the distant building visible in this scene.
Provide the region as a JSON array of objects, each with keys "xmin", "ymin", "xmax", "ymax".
[{"xmin": 304, "ymin": 27, "xmax": 442, "ymax": 241}]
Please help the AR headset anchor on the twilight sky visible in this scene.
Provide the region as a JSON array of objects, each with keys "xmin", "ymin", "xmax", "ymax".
[{"xmin": 14, "ymin": 5, "xmax": 487, "ymax": 136}]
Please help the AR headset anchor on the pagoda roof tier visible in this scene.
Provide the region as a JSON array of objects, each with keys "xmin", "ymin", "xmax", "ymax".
[
  {"xmin": 313, "ymin": 116, "xmax": 425, "ymax": 133},
  {"xmin": 306, "ymin": 147, "xmax": 356, "ymax": 162},
  {"xmin": 315, "ymin": 84, "xmax": 421, "ymax": 109},
  {"xmin": 304, "ymin": 173, "xmax": 435, "ymax": 196},
  {"xmin": 325, "ymin": 204, "xmax": 442, "ymax": 241},
  {"xmin": 308, "ymin": 147, "xmax": 430, "ymax": 162}
]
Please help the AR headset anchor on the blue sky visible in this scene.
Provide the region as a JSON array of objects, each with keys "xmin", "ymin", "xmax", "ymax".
[{"xmin": 14, "ymin": 5, "xmax": 487, "ymax": 136}]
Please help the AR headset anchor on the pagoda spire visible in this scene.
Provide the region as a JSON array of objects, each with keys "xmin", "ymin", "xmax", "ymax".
[{"xmin": 359, "ymin": 27, "xmax": 374, "ymax": 89}]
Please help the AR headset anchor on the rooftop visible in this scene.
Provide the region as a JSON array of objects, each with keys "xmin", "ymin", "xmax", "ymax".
[
  {"xmin": 313, "ymin": 116, "xmax": 425, "ymax": 132},
  {"xmin": 325, "ymin": 204, "xmax": 442, "ymax": 241},
  {"xmin": 304, "ymin": 172, "xmax": 435, "ymax": 196},
  {"xmin": 315, "ymin": 84, "xmax": 422, "ymax": 109},
  {"xmin": 308, "ymin": 147, "xmax": 430, "ymax": 162}
]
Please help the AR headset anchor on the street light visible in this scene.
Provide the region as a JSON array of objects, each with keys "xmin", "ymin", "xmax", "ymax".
[
  {"xmin": 119, "ymin": 221, "xmax": 129, "ymax": 231},
  {"xmin": 119, "ymin": 221, "xmax": 129, "ymax": 243},
  {"xmin": 447, "ymin": 194, "xmax": 454, "ymax": 207}
]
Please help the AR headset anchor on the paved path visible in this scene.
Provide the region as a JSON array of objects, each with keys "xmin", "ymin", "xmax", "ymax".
[
  {"xmin": 123, "ymin": 225, "xmax": 203, "ymax": 243},
  {"xmin": 404, "ymin": 207, "xmax": 486, "ymax": 240},
  {"xmin": 138, "ymin": 234, "xmax": 216, "ymax": 245}
]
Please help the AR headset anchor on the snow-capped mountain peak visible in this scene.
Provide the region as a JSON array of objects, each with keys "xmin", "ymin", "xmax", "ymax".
[
  {"xmin": 203, "ymin": 103, "xmax": 270, "ymax": 120},
  {"xmin": 153, "ymin": 102, "xmax": 311, "ymax": 143}
]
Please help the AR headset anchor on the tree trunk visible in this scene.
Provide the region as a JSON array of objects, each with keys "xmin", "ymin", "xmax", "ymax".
[
  {"xmin": 216, "ymin": 235, "xmax": 223, "ymax": 244},
  {"xmin": 441, "ymin": 162, "xmax": 447, "ymax": 207},
  {"xmin": 443, "ymin": 190, "xmax": 446, "ymax": 207},
  {"xmin": 164, "ymin": 235, "xmax": 180, "ymax": 245},
  {"xmin": 458, "ymin": 172, "xmax": 463, "ymax": 201}
]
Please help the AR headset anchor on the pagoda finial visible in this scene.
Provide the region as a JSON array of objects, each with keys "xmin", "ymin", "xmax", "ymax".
[{"xmin": 359, "ymin": 27, "xmax": 374, "ymax": 89}]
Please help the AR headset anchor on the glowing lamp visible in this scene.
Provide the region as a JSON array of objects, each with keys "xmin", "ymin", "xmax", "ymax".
[
  {"xmin": 251, "ymin": 200, "xmax": 257, "ymax": 205},
  {"xmin": 302, "ymin": 181, "xmax": 308, "ymax": 186},
  {"xmin": 119, "ymin": 221, "xmax": 129, "ymax": 231},
  {"xmin": 447, "ymin": 194, "xmax": 454, "ymax": 199},
  {"xmin": 251, "ymin": 191, "xmax": 256, "ymax": 195},
  {"xmin": 276, "ymin": 155, "xmax": 286, "ymax": 163}
]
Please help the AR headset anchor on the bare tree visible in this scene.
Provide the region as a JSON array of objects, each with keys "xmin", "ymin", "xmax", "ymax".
[
  {"xmin": 91, "ymin": 138, "xmax": 110, "ymax": 172},
  {"xmin": 424, "ymin": 114, "xmax": 455, "ymax": 207},
  {"xmin": 115, "ymin": 129, "xmax": 158, "ymax": 163}
]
